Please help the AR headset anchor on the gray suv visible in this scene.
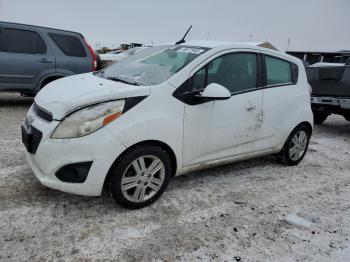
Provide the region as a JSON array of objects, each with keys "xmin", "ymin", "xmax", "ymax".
[{"xmin": 0, "ymin": 22, "xmax": 98, "ymax": 96}]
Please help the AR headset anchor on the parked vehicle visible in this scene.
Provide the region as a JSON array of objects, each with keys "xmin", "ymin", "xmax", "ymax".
[
  {"xmin": 306, "ymin": 62, "xmax": 350, "ymax": 124},
  {"xmin": 105, "ymin": 49, "xmax": 125, "ymax": 55},
  {"xmin": 22, "ymin": 41, "xmax": 313, "ymax": 209},
  {"xmin": 0, "ymin": 21, "xmax": 99, "ymax": 96},
  {"xmin": 99, "ymin": 47, "xmax": 149, "ymax": 68},
  {"xmin": 286, "ymin": 50, "xmax": 350, "ymax": 66}
]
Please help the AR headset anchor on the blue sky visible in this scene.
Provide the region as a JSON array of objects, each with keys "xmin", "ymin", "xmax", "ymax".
[{"xmin": 0, "ymin": 0, "xmax": 349, "ymax": 51}]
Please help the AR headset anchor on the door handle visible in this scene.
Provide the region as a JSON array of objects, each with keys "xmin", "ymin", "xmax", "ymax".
[
  {"xmin": 39, "ymin": 58, "xmax": 54, "ymax": 63},
  {"xmin": 246, "ymin": 105, "xmax": 256, "ymax": 112}
]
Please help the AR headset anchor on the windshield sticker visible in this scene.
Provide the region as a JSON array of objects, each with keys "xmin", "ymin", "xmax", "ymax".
[{"xmin": 177, "ymin": 47, "xmax": 205, "ymax": 55}]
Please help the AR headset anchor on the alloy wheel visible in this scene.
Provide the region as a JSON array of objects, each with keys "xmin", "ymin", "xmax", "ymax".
[
  {"xmin": 121, "ymin": 155, "xmax": 165, "ymax": 203},
  {"xmin": 288, "ymin": 130, "xmax": 308, "ymax": 161}
]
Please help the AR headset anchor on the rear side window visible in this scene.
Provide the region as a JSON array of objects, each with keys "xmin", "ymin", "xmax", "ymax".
[
  {"xmin": 49, "ymin": 33, "xmax": 86, "ymax": 57},
  {"xmin": 0, "ymin": 28, "xmax": 46, "ymax": 54},
  {"xmin": 265, "ymin": 56, "xmax": 292, "ymax": 85}
]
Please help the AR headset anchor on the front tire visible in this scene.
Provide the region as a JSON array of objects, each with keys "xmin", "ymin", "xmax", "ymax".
[
  {"xmin": 109, "ymin": 145, "xmax": 171, "ymax": 209},
  {"xmin": 278, "ymin": 124, "xmax": 310, "ymax": 166},
  {"xmin": 313, "ymin": 111, "xmax": 328, "ymax": 124}
]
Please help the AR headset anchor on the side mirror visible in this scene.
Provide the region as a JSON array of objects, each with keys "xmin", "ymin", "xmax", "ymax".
[{"xmin": 200, "ymin": 83, "xmax": 231, "ymax": 100}]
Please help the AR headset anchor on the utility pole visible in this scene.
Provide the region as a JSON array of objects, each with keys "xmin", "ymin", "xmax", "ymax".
[
  {"xmin": 206, "ymin": 32, "xmax": 210, "ymax": 40},
  {"xmin": 0, "ymin": 0, "xmax": 3, "ymax": 19}
]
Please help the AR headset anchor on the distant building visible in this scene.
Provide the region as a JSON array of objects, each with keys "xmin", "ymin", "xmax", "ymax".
[
  {"xmin": 97, "ymin": 43, "xmax": 144, "ymax": 54},
  {"xmin": 254, "ymin": 42, "xmax": 278, "ymax": 51},
  {"xmin": 120, "ymin": 43, "xmax": 143, "ymax": 50}
]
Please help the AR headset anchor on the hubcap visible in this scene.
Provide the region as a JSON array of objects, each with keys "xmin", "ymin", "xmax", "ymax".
[
  {"xmin": 121, "ymin": 155, "xmax": 165, "ymax": 203},
  {"xmin": 289, "ymin": 130, "xmax": 308, "ymax": 161}
]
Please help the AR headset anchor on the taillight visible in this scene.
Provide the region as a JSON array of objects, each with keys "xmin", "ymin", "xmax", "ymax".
[{"xmin": 84, "ymin": 38, "xmax": 97, "ymax": 71}]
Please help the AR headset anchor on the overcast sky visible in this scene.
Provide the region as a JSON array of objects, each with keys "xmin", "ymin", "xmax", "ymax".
[{"xmin": 0, "ymin": 0, "xmax": 349, "ymax": 51}]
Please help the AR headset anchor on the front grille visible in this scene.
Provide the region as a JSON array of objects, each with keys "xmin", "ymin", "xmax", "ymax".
[{"xmin": 33, "ymin": 103, "xmax": 53, "ymax": 122}]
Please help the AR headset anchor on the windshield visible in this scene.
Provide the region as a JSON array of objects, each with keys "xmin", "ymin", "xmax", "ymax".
[{"xmin": 98, "ymin": 45, "xmax": 209, "ymax": 86}]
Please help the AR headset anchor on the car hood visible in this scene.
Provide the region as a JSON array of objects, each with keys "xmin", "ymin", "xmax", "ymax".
[{"xmin": 34, "ymin": 73, "xmax": 151, "ymax": 120}]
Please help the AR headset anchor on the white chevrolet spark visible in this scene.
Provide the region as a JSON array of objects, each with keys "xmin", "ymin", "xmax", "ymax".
[{"xmin": 22, "ymin": 41, "xmax": 313, "ymax": 209}]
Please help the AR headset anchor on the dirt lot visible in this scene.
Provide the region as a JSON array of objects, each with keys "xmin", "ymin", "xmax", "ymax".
[{"xmin": 0, "ymin": 93, "xmax": 350, "ymax": 261}]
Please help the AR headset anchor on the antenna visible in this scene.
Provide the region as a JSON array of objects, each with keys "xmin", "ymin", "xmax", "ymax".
[
  {"xmin": 175, "ymin": 25, "xmax": 192, "ymax": 45},
  {"xmin": 287, "ymin": 38, "xmax": 291, "ymax": 51}
]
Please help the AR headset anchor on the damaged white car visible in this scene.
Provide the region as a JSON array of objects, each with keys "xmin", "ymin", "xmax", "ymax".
[{"xmin": 22, "ymin": 41, "xmax": 313, "ymax": 208}]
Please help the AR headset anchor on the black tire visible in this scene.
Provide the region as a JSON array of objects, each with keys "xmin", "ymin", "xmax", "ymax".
[
  {"xmin": 313, "ymin": 111, "xmax": 328, "ymax": 124},
  {"xmin": 95, "ymin": 53, "xmax": 102, "ymax": 71},
  {"xmin": 109, "ymin": 145, "xmax": 171, "ymax": 209},
  {"xmin": 278, "ymin": 124, "xmax": 311, "ymax": 166},
  {"xmin": 20, "ymin": 93, "xmax": 35, "ymax": 97}
]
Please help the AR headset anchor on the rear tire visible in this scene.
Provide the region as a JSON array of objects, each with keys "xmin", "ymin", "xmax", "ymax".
[
  {"xmin": 313, "ymin": 111, "xmax": 328, "ymax": 124},
  {"xmin": 278, "ymin": 124, "xmax": 310, "ymax": 166},
  {"xmin": 109, "ymin": 145, "xmax": 171, "ymax": 209}
]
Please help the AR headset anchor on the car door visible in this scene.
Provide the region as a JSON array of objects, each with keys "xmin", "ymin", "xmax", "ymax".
[
  {"xmin": 258, "ymin": 53, "xmax": 299, "ymax": 149},
  {"xmin": 179, "ymin": 50, "xmax": 264, "ymax": 167},
  {"xmin": 0, "ymin": 26, "xmax": 55, "ymax": 92},
  {"xmin": 47, "ymin": 32, "xmax": 92, "ymax": 74}
]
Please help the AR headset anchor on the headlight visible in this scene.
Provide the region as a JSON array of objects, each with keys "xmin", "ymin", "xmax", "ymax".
[{"xmin": 52, "ymin": 100, "xmax": 125, "ymax": 139}]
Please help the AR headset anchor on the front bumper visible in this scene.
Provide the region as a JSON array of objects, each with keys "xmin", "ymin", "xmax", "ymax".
[{"xmin": 23, "ymin": 106, "xmax": 126, "ymax": 196}]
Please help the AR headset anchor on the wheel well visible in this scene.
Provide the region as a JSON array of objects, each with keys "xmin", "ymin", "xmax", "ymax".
[
  {"xmin": 40, "ymin": 76, "xmax": 64, "ymax": 89},
  {"xmin": 299, "ymin": 121, "xmax": 313, "ymax": 137},
  {"xmin": 103, "ymin": 140, "xmax": 178, "ymax": 188}
]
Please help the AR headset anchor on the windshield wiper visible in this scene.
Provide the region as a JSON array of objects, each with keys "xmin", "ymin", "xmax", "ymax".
[{"xmin": 107, "ymin": 76, "xmax": 140, "ymax": 86}]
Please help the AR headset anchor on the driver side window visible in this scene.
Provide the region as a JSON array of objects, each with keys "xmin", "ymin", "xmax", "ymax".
[{"xmin": 191, "ymin": 52, "xmax": 258, "ymax": 93}]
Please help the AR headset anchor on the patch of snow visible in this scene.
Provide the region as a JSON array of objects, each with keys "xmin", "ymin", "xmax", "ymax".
[{"xmin": 284, "ymin": 213, "xmax": 312, "ymax": 229}]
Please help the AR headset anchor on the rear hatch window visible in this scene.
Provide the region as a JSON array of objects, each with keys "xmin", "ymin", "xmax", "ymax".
[
  {"xmin": 319, "ymin": 67, "xmax": 345, "ymax": 82},
  {"xmin": 49, "ymin": 33, "xmax": 86, "ymax": 57}
]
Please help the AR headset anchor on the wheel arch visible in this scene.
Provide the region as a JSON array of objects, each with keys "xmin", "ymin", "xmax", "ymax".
[
  {"xmin": 299, "ymin": 121, "xmax": 313, "ymax": 137},
  {"xmin": 103, "ymin": 140, "xmax": 178, "ymax": 188},
  {"xmin": 36, "ymin": 73, "xmax": 70, "ymax": 92},
  {"xmin": 39, "ymin": 75, "xmax": 65, "ymax": 89},
  {"xmin": 279, "ymin": 120, "xmax": 313, "ymax": 152}
]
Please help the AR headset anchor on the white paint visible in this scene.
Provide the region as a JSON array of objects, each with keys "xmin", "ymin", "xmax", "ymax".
[
  {"xmin": 284, "ymin": 213, "xmax": 312, "ymax": 229},
  {"xmin": 25, "ymin": 41, "xmax": 313, "ymax": 196},
  {"xmin": 201, "ymin": 83, "xmax": 231, "ymax": 99}
]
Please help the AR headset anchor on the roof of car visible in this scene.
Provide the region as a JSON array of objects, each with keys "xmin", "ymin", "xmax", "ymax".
[
  {"xmin": 0, "ymin": 21, "xmax": 81, "ymax": 36},
  {"xmin": 182, "ymin": 40, "xmax": 279, "ymax": 50},
  {"xmin": 180, "ymin": 40, "xmax": 305, "ymax": 65}
]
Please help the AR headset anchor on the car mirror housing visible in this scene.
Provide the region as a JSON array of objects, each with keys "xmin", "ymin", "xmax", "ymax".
[{"xmin": 200, "ymin": 83, "xmax": 231, "ymax": 100}]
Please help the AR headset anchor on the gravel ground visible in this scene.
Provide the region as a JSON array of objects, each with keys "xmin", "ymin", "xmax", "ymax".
[{"xmin": 0, "ymin": 93, "xmax": 350, "ymax": 262}]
